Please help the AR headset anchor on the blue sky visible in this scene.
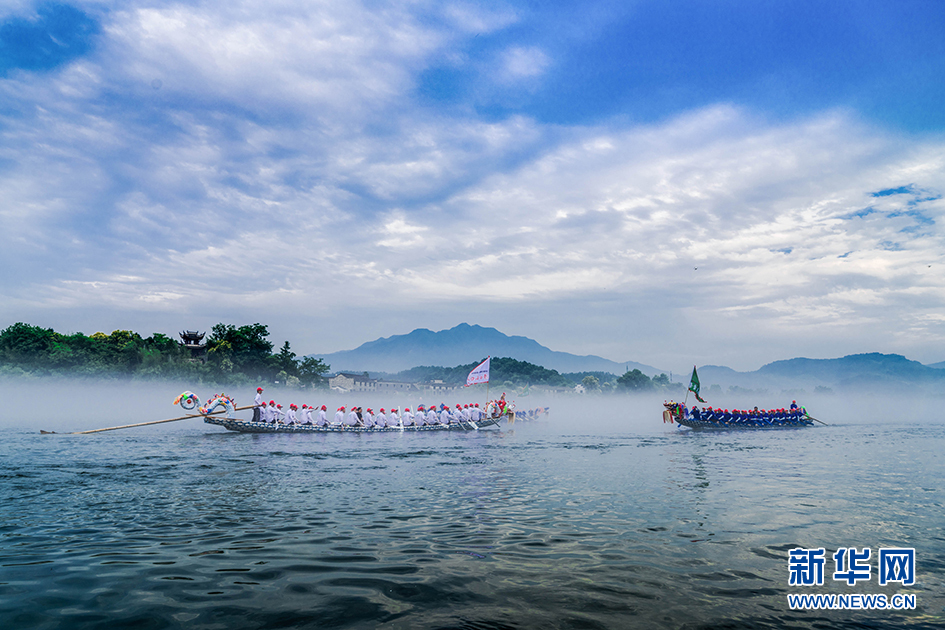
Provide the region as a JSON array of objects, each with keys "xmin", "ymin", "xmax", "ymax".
[{"xmin": 1, "ymin": 0, "xmax": 944, "ymax": 372}]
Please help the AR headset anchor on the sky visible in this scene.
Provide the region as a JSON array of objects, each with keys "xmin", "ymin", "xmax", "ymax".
[{"xmin": 1, "ymin": 0, "xmax": 944, "ymax": 372}]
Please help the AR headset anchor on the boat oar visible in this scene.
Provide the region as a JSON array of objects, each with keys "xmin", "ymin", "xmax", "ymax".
[
  {"xmin": 42, "ymin": 404, "xmax": 255, "ymax": 435},
  {"xmin": 806, "ymin": 414, "xmax": 828, "ymax": 426}
]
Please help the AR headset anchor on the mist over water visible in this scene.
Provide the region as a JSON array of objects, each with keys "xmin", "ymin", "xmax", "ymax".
[{"xmin": 1, "ymin": 379, "xmax": 943, "ymax": 629}]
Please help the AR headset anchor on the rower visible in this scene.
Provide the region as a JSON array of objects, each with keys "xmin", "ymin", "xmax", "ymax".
[
  {"xmin": 300, "ymin": 405, "xmax": 313, "ymax": 425},
  {"xmin": 344, "ymin": 408, "xmax": 359, "ymax": 426}
]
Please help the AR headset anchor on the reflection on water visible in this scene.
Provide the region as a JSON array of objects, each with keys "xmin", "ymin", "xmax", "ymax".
[{"xmin": 1, "ymin": 389, "xmax": 944, "ymax": 629}]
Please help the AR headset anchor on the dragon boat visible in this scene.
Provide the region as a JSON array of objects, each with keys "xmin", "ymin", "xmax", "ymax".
[
  {"xmin": 177, "ymin": 392, "xmax": 511, "ymax": 433},
  {"xmin": 662, "ymin": 401, "xmax": 816, "ymax": 430}
]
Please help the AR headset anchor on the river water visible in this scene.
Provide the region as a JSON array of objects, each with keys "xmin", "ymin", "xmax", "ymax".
[{"xmin": 1, "ymin": 382, "xmax": 943, "ymax": 629}]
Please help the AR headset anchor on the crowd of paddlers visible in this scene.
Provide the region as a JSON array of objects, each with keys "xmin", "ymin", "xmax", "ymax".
[
  {"xmin": 664, "ymin": 400, "xmax": 810, "ymax": 426},
  {"xmin": 250, "ymin": 387, "xmax": 516, "ymax": 427}
]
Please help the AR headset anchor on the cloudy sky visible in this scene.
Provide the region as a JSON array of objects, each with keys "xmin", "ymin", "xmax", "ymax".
[{"xmin": 1, "ymin": 0, "xmax": 944, "ymax": 372}]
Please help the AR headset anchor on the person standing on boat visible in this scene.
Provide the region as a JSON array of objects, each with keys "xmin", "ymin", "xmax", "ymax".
[{"xmin": 253, "ymin": 387, "xmax": 264, "ymax": 422}]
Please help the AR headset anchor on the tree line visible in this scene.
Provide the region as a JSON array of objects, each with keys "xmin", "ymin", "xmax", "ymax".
[
  {"xmin": 1, "ymin": 321, "xmax": 681, "ymax": 393},
  {"xmin": 0, "ymin": 322, "xmax": 329, "ymax": 387},
  {"xmin": 388, "ymin": 359, "xmax": 682, "ymax": 393}
]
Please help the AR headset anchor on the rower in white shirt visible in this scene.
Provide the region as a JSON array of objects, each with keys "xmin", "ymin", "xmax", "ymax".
[
  {"xmin": 344, "ymin": 408, "xmax": 359, "ymax": 426},
  {"xmin": 300, "ymin": 405, "xmax": 313, "ymax": 425},
  {"xmin": 401, "ymin": 407, "xmax": 414, "ymax": 426},
  {"xmin": 334, "ymin": 406, "xmax": 345, "ymax": 426},
  {"xmin": 316, "ymin": 405, "xmax": 329, "ymax": 426}
]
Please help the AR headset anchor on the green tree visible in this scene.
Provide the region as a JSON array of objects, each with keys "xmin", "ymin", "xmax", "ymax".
[
  {"xmin": 616, "ymin": 368, "xmax": 654, "ymax": 392},
  {"xmin": 298, "ymin": 356, "xmax": 330, "ymax": 388},
  {"xmin": 207, "ymin": 323, "xmax": 274, "ymax": 378},
  {"xmin": 0, "ymin": 322, "xmax": 56, "ymax": 367},
  {"xmin": 581, "ymin": 375, "xmax": 601, "ymax": 392},
  {"xmin": 276, "ymin": 341, "xmax": 298, "ymax": 376},
  {"xmin": 652, "ymin": 373, "xmax": 670, "ymax": 387}
]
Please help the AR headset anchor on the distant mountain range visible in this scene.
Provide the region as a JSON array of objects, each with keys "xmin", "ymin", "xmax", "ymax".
[
  {"xmin": 310, "ymin": 324, "xmax": 945, "ymax": 392},
  {"xmin": 312, "ymin": 323, "xmax": 663, "ymax": 376},
  {"xmin": 699, "ymin": 353, "xmax": 945, "ymax": 392}
]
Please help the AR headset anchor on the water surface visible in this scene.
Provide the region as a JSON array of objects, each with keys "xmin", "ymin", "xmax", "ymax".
[{"xmin": 1, "ymin": 387, "xmax": 943, "ymax": 629}]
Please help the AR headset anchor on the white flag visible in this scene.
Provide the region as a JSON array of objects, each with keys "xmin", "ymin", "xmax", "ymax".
[{"xmin": 466, "ymin": 357, "xmax": 490, "ymax": 386}]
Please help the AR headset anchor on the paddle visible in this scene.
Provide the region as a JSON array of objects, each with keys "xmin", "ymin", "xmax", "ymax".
[
  {"xmin": 806, "ymin": 414, "xmax": 828, "ymax": 426},
  {"xmin": 42, "ymin": 404, "xmax": 255, "ymax": 435}
]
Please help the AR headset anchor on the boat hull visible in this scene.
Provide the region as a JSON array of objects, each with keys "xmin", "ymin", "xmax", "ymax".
[
  {"xmin": 203, "ymin": 415, "xmax": 502, "ymax": 433},
  {"xmin": 674, "ymin": 416, "xmax": 814, "ymax": 430}
]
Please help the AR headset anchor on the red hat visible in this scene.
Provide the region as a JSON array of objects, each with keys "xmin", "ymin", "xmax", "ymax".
[
  {"xmin": 367, "ymin": 408, "xmax": 373, "ymax": 412},
  {"xmin": 405, "ymin": 407, "xmax": 410, "ymax": 411},
  {"xmin": 257, "ymin": 387, "xmax": 263, "ymax": 392},
  {"xmin": 270, "ymin": 400, "xmax": 275, "ymax": 405},
  {"xmin": 321, "ymin": 405, "xmax": 327, "ymax": 410},
  {"xmin": 277, "ymin": 404, "xmax": 282, "ymax": 408},
  {"xmin": 380, "ymin": 408, "xmax": 385, "ymax": 413}
]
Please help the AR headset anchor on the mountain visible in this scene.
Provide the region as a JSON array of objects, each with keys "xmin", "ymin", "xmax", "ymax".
[
  {"xmin": 699, "ymin": 353, "xmax": 945, "ymax": 392},
  {"xmin": 311, "ymin": 323, "xmax": 662, "ymax": 376},
  {"xmin": 927, "ymin": 360, "xmax": 945, "ymax": 370}
]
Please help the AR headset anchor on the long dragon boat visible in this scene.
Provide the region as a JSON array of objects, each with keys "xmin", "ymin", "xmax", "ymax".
[
  {"xmin": 180, "ymin": 392, "xmax": 511, "ymax": 433},
  {"xmin": 203, "ymin": 415, "xmax": 503, "ymax": 433},
  {"xmin": 662, "ymin": 401, "xmax": 816, "ymax": 430}
]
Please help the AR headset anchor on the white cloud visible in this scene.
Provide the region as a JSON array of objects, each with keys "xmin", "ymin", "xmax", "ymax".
[
  {"xmin": 497, "ymin": 45, "xmax": 551, "ymax": 82},
  {"xmin": 2, "ymin": 2, "xmax": 945, "ymax": 368}
]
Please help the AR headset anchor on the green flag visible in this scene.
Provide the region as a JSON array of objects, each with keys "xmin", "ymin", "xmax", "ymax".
[{"xmin": 689, "ymin": 366, "xmax": 706, "ymax": 403}]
